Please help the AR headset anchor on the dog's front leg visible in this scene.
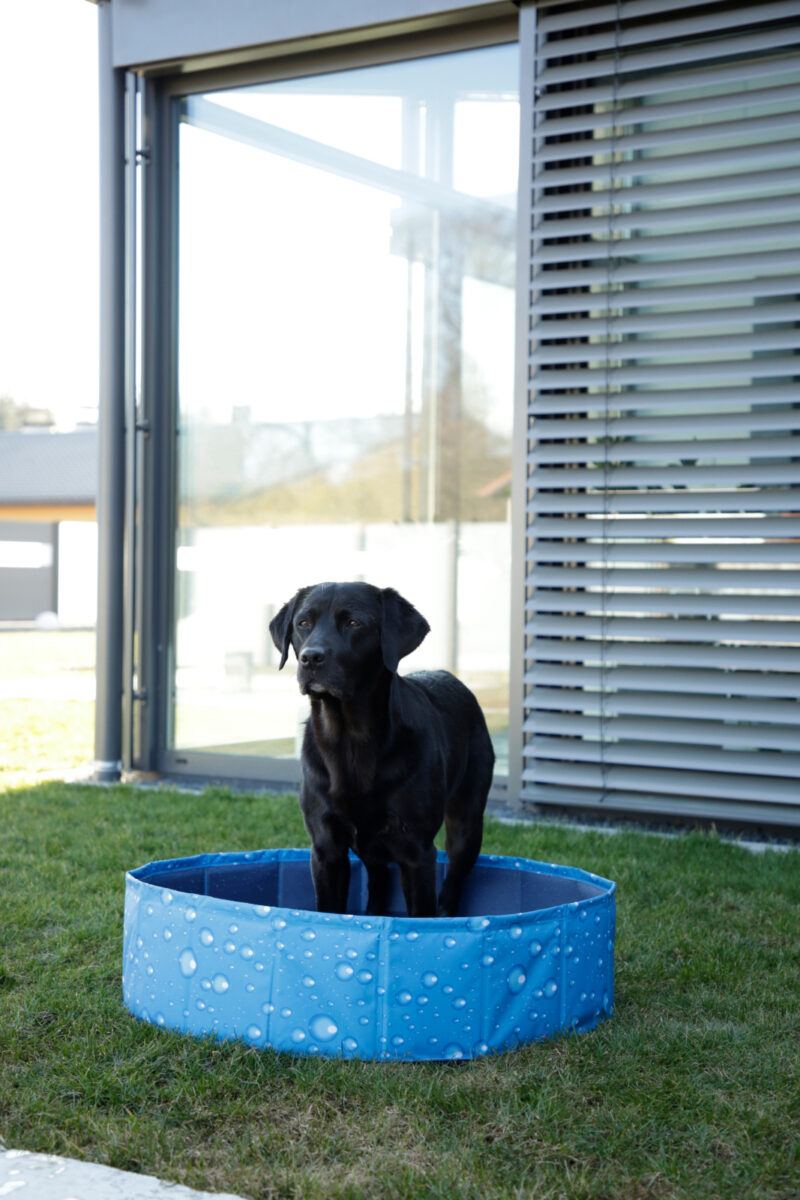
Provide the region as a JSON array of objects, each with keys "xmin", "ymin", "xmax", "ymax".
[
  {"xmin": 310, "ymin": 839, "xmax": 351, "ymax": 914},
  {"xmin": 399, "ymin": 846, "xmax": 437, "ymax": 918}
]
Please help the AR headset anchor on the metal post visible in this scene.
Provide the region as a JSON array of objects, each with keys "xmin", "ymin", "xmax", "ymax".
[
  {"xmin": 506, "ymin": 0, "xmax": 538, "ymax": 811},
  {"xmin": 94, "ymin": 1, "xmax": 126, "ymax": 782}
]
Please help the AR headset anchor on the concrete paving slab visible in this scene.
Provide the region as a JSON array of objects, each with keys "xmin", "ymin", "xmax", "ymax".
[{"xmin": 0, "ymin": 1149, "xmax": 248, "ymax": 1200}]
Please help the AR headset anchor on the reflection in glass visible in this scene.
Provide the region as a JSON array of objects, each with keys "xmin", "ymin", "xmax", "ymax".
[{"xmin": 173, "ymin": 44, "xmax": 519, "ymax": 772}]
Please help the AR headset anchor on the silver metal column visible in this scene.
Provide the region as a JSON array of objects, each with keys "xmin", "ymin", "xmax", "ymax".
[
  {"xmin": 94, "ymin": 1, "xmax": 126, "ymax": 782},
  {"xmin": 506, "ymin": 0, "xmax": 537, "ymax": 811}
]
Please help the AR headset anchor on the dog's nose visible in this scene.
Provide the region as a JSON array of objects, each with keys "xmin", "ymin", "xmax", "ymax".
[{"xmin": 300, "ymin": 647, "xmax": 326, "ymax": 668}]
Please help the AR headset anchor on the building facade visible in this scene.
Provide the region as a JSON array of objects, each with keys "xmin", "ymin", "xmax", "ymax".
[
  {"xmin": 0, "ymin": 429, "xmax": 97, "ymax": 623},
  {"xmin": 94, "ymin": 0, "xmax": 800, "ymax": 828}
]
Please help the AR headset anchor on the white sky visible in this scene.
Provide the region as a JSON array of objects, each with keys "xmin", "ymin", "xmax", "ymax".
[{"xmin": 0, "ymin": 0, "xmax": 99, "ymax": 427}]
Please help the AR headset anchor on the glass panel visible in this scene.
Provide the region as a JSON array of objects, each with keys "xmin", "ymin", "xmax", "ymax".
[{"xmin": 173, "ymin": 44, "xmax": 519, "ymax": 773}]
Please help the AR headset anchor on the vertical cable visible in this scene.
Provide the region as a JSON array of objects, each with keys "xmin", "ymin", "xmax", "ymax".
[{"xmin": 599, "ymin": 0, "xmax": 622, "ymax": 804}]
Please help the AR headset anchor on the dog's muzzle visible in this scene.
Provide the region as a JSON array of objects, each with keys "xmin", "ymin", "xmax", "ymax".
[
  {"xmin": 299, "ymin": 646, "xmax": 326, "ymax": 669},
  {"xmin": 297, "ymin": 646, "xmax": 342, "ymax": 698}
]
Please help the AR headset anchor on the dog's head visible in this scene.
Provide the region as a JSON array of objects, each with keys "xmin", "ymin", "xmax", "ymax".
[{"xmin": 269, "ymin": 582, "xmax": 430, "ymax": 699}]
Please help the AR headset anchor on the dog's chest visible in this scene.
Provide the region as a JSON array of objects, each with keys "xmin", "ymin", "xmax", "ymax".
[
  {"xmin": 310, "ymin": 707, "xmax": 383, "ymax": 795},
  {"xmin": 317, "ymin": 734, "xmax": 377, "ymax": 800},
  {"xmin": 316, "ymin": 744, "xmax": 400, "ymax": 852},
  {"xmin": 306, "ymin": 701, "xmax": 412, "ymax": 854}
]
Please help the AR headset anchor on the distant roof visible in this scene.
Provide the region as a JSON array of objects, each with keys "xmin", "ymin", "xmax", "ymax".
[{"xmin": 0, "ymin": 428, "xmax": 98, "ymax": 505}]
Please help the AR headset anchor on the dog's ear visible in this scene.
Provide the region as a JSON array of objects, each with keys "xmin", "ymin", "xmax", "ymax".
[
  {"xmin": 269, "ymin": 588, "xmax": 310, "ymax": 670},
  {"xmin": 380, "ymin": 588, "xmax": 430, "ymax": 673}
]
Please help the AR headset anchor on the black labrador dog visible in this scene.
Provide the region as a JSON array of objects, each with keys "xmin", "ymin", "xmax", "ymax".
[{"xmin": 269, "ymin": 582, "xmax": 494, "ymax": 918}]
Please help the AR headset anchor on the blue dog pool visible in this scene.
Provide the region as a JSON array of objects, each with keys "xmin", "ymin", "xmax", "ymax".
[{"xmin": 123, "ymin": 848, "xmax": 615, "ymax": 1061}]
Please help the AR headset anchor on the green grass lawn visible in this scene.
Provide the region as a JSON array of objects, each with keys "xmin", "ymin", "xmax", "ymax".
[
  {"xmin": 0, "ymin": 630, "xmax": 95, "ymax": 786},
  {"xmin": 1, "ymin": 782, "xmax": 798, "ymax": 1199}
]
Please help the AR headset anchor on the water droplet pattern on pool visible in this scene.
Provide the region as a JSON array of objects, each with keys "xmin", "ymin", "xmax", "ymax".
[{"xmin": 123, "ymin": 849, "xmax": 615, "ymax": 1061}]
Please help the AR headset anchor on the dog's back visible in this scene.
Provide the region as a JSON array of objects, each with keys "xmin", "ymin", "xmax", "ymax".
[{"xmin": 399, "ymin": 668, "xmax": 494, "ymax": 787}]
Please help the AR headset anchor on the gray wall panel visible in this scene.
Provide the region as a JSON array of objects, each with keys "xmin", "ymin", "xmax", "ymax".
[
  {"xmin": 111, "ymin": 0, "xmax": 513, "ymax": 69},
  {"xmin": 0, "ymin": 521, "xmax": 57, "ymax": 620}
]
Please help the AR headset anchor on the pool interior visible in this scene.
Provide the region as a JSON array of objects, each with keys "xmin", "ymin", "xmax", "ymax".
[{"xmin": 140, "ymin": 856, "xmax": 605, "ymax": 918}]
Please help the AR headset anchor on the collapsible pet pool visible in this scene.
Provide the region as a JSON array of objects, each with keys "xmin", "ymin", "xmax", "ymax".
[{"xmin": 123, "ymin": 849, "xmax": 615, "ymax": 1061}]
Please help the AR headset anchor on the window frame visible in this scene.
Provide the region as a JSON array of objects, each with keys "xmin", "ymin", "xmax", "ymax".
[{"xmin": 128, "ymin": 12, "xmax": 528, "ymax": 806}]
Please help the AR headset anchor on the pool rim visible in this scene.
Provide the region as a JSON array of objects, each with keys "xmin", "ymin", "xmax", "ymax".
[{"xmin": 125, "ymin": 846, "xmax": 616, "ymax": 927}]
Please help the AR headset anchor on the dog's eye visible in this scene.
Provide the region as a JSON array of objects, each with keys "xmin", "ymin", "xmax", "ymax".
[
  {"xmin": 346, "ymin": 619, "xmax": 361, "ymax": 628},
  {"xmin": 297, "ymin": 619, "xmax": 311, "ymax": 628}
]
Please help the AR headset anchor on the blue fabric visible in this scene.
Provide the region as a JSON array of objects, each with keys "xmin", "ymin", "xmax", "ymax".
[{"xmin": 123, "ymin": 849, "xmax": 615, "ymax": 1061}]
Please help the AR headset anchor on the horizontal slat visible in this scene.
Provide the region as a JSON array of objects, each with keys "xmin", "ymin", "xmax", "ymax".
[
  {"xmin": 537, "ymin": 0, "xmax": 736, "ymax": 35},
  {"xmin": 533, "ymin": 249, "xmax": 800, "ymax": 290},
  {"xmin": 529, "ymin": 437, "xmax": 798, "ymax": 466},
  {"xmin": 527, "ymin": 432, "xmax": 796, "ymax": 463},
  {"xmin": 537, "ymin": 0, "xmax": 730, "ymax": 35},
  {"xmin": 532, "ymin": 329, "xmax": 800, "ymax": 365},
  {"xmin": 526, "ymin": 736, "xmax": 799, "ymax": 780},
  {"xmin": 535, "ymin": 192, "xmax": 800, "ymax": 241},
  {"xmin": 534, "ymin": 165, "xmax": 800, "ymax": 214},
  {"xmin": 525, "ymin": 711, "xmax": 800, "ymax": 751},
  {"xmin": 526, "ymin": 566, "xmax": 800, "ymax": 590},
  {"xmin": 524, "ymin": 614, "xmax": 800, "ymax": 644},
  {"xmin": 532, "ymin": 306, "xmax": 800, "ymax": 340},
  {"xmin": 528, "ymin": 516, "xmax": 800, "ymax": 538},
  {"xmin": 527, "ymin": 541, "xmax": 800, "ymax": 564},
  {"xmin": 536, "ymin": 139, "xmax": 800, "ymax": 191},
  {"xmin": 534, "ymin": 109, "xmax": 800, "ymax": 167},
  {"xmin": 533, "ymin": 359, "xmax": 800, "ymax": 385},
  {"xmin": 522, "ymin": 763, "xmax": 796, "ymax": 811},
  {"xmin": 530, "ymin": 385, "xmax": 800, "ymax": 415},
  {"xmin": 534, "ymin": 81, "xmax": 800, "ymax": 140},
  {"xmin": 524, "ymin": 638, "xmax": 800, "ymax": 671},
  {"xmin": 521, "ymin": 783, "xmax": 800, "ymax": 827},
  {"xmin": 525, "ymin": 761, "xmax": 798, "ymax": 805},
  {"xmin": 532, "ymin": 407, "xmax": 800, "ymax": 440},
  {"xmin": 534, "ymin": 49, "xmax": 800, "ymax": 112},
  {"xmin": 524, "ymin": 687, "xmax": 800, "ymax": 726},
  {"xmin": 527, "ymin": 591, "xmax": 800, "ymax": 618},
  {"xmin": 527, "ymin": 491, "xmax": 800, "ymax": 515},
  {"xmin": 531, "ymin": 276, "xmax": 800, "ymax": 315},
  {"xmin": 528, "ymin": 464, "xmax": 800, "ymax": 489},
  {"xmin": 537, "ymin": 0, "xmax": 799, "ymax": 57},
  {"xmin": 534, "ymin": 223, "xmax": 800, "ymax": 266},
  {"xmin": 524, "ymin": 663, "xmax": 800, "ymax": 699},
  {"xmin": 538, "ymin": 25, "xmax": 799, "ymax": 88}
]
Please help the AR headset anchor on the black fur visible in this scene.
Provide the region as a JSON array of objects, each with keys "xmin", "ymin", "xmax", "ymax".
[{"xmin": 269, "ymin": 582, "xmax": 494, "ymax": 917}]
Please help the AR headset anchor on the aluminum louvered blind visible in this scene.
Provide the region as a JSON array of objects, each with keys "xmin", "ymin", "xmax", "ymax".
[{"xmin": 522, "ymin": 0, "xmax": 800, "ymax": 825}]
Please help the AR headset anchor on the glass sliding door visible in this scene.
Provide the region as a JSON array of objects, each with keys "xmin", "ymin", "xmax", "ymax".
[{"xmin": 171, "ymin": 43, "xmax": 519, "ymax": 777}]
